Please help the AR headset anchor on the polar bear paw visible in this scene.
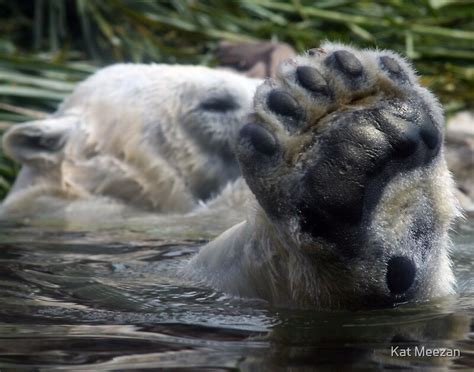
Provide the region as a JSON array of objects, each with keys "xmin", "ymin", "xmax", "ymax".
[{"xmin": 237, "ymin": 43, "xmax": 445, "ymax": 263}]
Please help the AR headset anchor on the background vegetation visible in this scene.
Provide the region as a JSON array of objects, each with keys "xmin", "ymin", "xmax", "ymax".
[{"xmin": 0, "ymin": 0, "xmax": 473, "ymax": 199}]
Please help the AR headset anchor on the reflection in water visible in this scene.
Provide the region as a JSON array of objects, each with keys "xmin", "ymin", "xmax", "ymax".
[{"xmin": 0, "ymin": 218, "xmax": 472, "ymax": 369}]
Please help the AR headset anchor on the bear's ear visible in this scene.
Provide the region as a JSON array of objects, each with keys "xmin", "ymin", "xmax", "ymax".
[{"xmin": 2, "ymin": 116, "xmax": 75, "ymax": 166}]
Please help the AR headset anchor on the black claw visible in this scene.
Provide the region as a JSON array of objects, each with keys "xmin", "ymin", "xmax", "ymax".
[
  {"xmin": 328, "ymin": 50, "xmax": 363, "ymax": 76},
  {"xmin": 386, "ymin": 256, "xmax": 416, "ymax": 295},
  {"xmin": 239, "ymin": 123, "xmax": 278, "ymax": 156},
  {"xmin": 267, "ymin": 89, "xmax": 302, "ymax": 118},
  {"xmin": 296, "ymin": 66, "xmax": 329, "ymax": 94}
]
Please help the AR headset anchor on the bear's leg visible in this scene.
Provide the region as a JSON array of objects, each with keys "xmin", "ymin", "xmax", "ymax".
[{"xmin": 235, "ymin": 43, "xmax": 458, "ymax": 307}]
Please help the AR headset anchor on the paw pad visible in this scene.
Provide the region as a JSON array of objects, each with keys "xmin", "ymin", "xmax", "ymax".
[
  {"xmin": 420, "ymin": 125, "xmax": 440, "ymax": 150},
  {"xmin": 380, "ymin": 56, "xmax": 402, "ymax": 75},
  {"xmin": 267, "ymin": 90, "xmax": 302, "ymax": 119},
  {"xmin": 386, "ymin": 256, "xmax": 416, "ymax": 295},
  {"xmin": 296, "ymin": 66, "xmax": 329, "ymax": 95},
  {"xmin": 239, "ymin": 123, "xmax": 278, "ymax": 156},
  {"xmin": 236, "ymin": 43, "xmax": 444, "ymax": 253},
  {"xmin": 327, "ymin": 50, "xmax": 363, "ymax": 76},
  {"xmin": 391, "ymin": 126, "xmax": 420, "ymax": 158},
  {"xmin": 379, "ymin": 55, "xmax": 410, "ymax": 84}
]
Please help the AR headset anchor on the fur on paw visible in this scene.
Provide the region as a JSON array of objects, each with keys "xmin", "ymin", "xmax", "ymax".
[{"xmin": 236, "ymin": 42, "xmax": 453, "ymax": 304}]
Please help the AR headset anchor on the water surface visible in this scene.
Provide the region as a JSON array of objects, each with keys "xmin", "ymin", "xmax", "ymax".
[{"xmin": 0, "ymin": 218, "xmax": 472, "ymax": 370}]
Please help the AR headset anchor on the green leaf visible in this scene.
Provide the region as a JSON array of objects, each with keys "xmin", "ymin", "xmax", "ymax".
[{"xmin": 0, "ymin": 86, "xmax": 67, "ymax": 100}]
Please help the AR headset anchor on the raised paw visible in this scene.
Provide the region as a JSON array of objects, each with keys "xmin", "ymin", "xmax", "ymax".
[{"xmin": 236, "ymin": 43, "xmax": 455, "ymax": 305}]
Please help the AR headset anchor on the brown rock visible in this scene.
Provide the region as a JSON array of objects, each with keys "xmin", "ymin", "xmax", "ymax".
[{"xmin": 216, "ymin": 41, "xmax": 296, "ymax": 78}]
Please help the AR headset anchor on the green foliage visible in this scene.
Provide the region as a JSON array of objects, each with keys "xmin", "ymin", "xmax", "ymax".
[{"xmin": 0, "ymin": 0, "xmax": 473, "ymax": 199}]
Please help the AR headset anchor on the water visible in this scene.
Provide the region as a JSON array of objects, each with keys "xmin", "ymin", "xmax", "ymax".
[{"xmin": 0, "ymin": 218, "xmax": 472, "ymax": 370}]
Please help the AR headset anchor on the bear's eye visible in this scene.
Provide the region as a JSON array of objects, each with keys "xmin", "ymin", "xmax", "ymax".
[{"xmin": 200, "ymin": 95, "xmax": 240, "ymax": 112}]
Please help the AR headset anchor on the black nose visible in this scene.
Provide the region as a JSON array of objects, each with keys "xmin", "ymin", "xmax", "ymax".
[
  {"xmin": 200, "ymin": 95, "xmax": 240, "ymax": 112},
  {"xmin": 386, "ymin": 256, "xmax": 417, "ymax": 295}
]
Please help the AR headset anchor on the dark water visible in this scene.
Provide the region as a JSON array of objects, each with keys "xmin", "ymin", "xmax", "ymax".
[{"xmin": 0, "ymin": 218, "xmax": 472, "ymax": 370}]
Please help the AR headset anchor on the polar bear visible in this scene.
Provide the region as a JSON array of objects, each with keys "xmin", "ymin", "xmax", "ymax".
[
  {"xmin": 183, "ymin": 43, "xmax": 459, "ymax": 309},
  {"xmin": 0, "ymin": 64, "xmax": 260, "ymax": 222},
  {"xmin": 0, "ymin": 43, "xmax": 459, "ymax": 309}
]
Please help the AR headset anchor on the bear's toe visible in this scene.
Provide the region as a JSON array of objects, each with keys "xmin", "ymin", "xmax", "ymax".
[
  {"xmin": 296, "ymin": 66, "xmax": 330, "ymax": 96},
  {"xmin": 326, "ymin": 50, "xmax": 364, "ymax": 76},
  {"xmin": 386, "ymin": 256, "xmax": 417, "ymax": 295},
  {"xmin": 239, "ymin": 123, "xmax": 279, "ymax": 157}
]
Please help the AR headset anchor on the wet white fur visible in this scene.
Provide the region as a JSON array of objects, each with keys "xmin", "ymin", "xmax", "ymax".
[{"xmin": 1, "ymin": 64, "xmax": 260, "ymax": 223}]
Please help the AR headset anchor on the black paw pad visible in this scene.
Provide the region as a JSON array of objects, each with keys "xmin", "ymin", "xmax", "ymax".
[
  {"xmin": 380, "ymin": 56, "xmax": 407, "ymax": 82},
  {"xmin": 239, "ymin": 123, "xmax": 278, "ymax": 156},
  {"xmin": 386, "ymin": 256, "xmax": 416, "ymax": 295},
  {"xmin": 420, "ymin": 125, "xmax": 440, "ymax": 150},
  {"xmin": 327, "ymin": 50, "xmax": 363, "ymax": 76},
  {"xmin": 380, "ymin": 56, "xmax": 401, "ymax": 74},
  {"xmin": 296, "ymin": 66, "xmax": 329, "ymax": 95},
  {"xmin": 267, "ymin": 89, "xmax": 302, "ymax": 118},
  {"xmin": 391, "ymin": 126, "xmax": 420, "ymax": 158}
]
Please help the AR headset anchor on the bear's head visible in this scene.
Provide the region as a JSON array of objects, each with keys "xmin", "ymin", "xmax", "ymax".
[{"xmin": 1, "ymin": 64, "xmax": 260, "ymax": 217}]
